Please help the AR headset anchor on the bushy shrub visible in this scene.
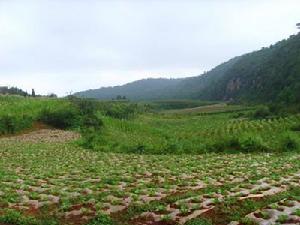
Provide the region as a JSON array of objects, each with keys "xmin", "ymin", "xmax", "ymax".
[
  {"xmin": 207, "ymin": 136, "xmax": 240, "ymax": 153},
  {"xmin": 252, "ymin": 106, "xmax": 271, "ymax": 119},
  {"xmin": 291, "ymin": 124, "xmax": 300, "ymax": 131},
  {"xmin": 81, "ymin": 114, "xmax": 104, "ymax": 130},
  {"xmin": 232, "ymin": 112, "xmax": 246, "ymax": 119},
  {"xmin": 79, "ymin": 113, "xmax": 104, "ymax": 149},
  {"xmin": 130, "ymin": 144, "xmax": 148, "ymax": 154},
  {"xmin": 39, "ymin": 107, "xmax": 79, "ymax": 129},
  {"xmin": 280, "ymin": 134, "xmax": 298, "ymax": 151},
  {"xmin": 209, "ymin": 140, "xmax": 228, "ymax": 152},
  {"xmin": 105, "ymin": 103, "xmax": 137, "ymax": 120},
  {"xmin": 80, "ymin": 128, "xmax": 101, "ymax": 149},
  {"xmin": 206, "ymin": 135, "xmax": 270, "ymax": 153},
  {"xmin": 0, "ymin": 114, "xmax": 16, "ymax": 134},
  {"xmin": 238, "ymin": 135, "xmax": 267, "ymax": 152},
  {"xmin": 0, "ymin": 114, "xmax": 33, "ymax": 134},
  {"xmin": 69, "ymin": 97, "xmax": 98, "ymax": 115},
  {"xmin": 268, "ymin": 103, "xmax": 285, "ymax": 115}
]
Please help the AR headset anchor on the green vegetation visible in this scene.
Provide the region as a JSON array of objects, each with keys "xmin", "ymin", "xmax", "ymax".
[
  {"xmin": 0, "ymin": 96, "xmax": 67, "ymax": 134},
  {"xmin": 1, "ymin": 96, "xmax": 300, "ymax": 225},
  {"xmin": 75, "ymin": 33, "xmax": 300, "ymax": 105},
  {"xmin": 0, "ymin": 209, "xmax": 58, "ymax": 225},
  {"xmin": 185, "ymin": 218, "xmax": 212, "ymax": 225},
  {"xmin": 2, "ymin": 22, "xmax": 300, "ymax": 225},
  {"xmin": 146, "ymin": 100, "xmax": 219, "ymax": 111},
  {"xmin": 86, "ymin": 214, "xmax": 116, "ymax": 225},
  {"xmin": 1, "ymin": 96, "xmax": 300, "ymax": 155},
  {"xmin": 82, "ymin": 102, "xmax": 300, "ymax": 154}
]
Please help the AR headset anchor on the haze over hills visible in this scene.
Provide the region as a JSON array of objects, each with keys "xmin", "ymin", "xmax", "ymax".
[{"xmin": 76, "ymin": 32, "xmax": 300, "ymax": 103}]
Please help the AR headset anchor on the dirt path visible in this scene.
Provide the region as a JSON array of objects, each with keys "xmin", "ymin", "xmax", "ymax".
[{"xmin": 0, "ymin": 129, "xmax": 80, "ymax": 144}]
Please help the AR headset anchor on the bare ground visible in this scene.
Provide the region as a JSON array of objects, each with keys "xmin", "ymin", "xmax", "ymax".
[{"xmin": 0, "ymin": 129, "xmax": 80, "ymax": 144}]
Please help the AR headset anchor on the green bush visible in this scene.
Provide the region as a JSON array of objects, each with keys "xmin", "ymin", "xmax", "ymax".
[
  {"xmin": 79, "ymin": 114, "xmax": 104, "ymax": 149},
  {"xmin": 0, "ymin": 114, "xmax": 33, "ymax": 134},
  {"xmin": 105, "ymin": 103, "xmax": 137, "ymax": 120},
  {"xmin": 206, "ymin": 135, "xmax": 270, "ymax": 153},
  {"xmin": 291, "ymin": 123, "xmax": 300, "ymax": 131},
  {"xmin": 252, "ymin": 106, "xmax": 271, "ymax": 119},
  {"xmin": 0, "ymin": 114, "xmax": 16, "ymax": 134},
  {"xmin": 81, "ymin": 113, "xmax": 104, "ymax": 129},
  {"xmin": 238, "ymin": 135, "xmax": 267, "ymax": 152},
  {"xmin": 39, "ymin": 107, "xmax": 79, "ymax": 129},
  {"xmin": 129, "ymin": 144, "xmax": 148, "ymax": 154},
  {"xmin": 232, "ymin": 112, "xmax": 246, "ymax": 119},
  {"xmin": 209, "ymin": 140, "xmax": 228, "ymax": 152},
  {"xmin": 69, "ymin": 97, "xmax": 98, "ymax": 115},
  {"xmin": 207, "ymin": 136, "xmax": 240, "ymax": 153},
  {"xmin": 280, "ymin": 134, "xmax": 298, "ymax": 151}
]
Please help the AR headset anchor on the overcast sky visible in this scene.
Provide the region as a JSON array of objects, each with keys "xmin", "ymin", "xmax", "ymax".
[{"xmin": 0, "ymin": 0, "xmax": 299, "ymax": 96}]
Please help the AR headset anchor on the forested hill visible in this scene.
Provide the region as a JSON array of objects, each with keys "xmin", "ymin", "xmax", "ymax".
[
  {"xmin": 75, "ymin": 78, "xmax": 183, "ymax": 100},
  {"xmin": 75, "ymin": 32, "xmax": 300, "ymax": 103}
]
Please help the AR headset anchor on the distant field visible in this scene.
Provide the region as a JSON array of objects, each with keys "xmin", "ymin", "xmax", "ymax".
[
  {"xmin": 0, "ymin": 96, "xmax": 300, "ymax": 225},
  {"xmin": 161, "ymin": 103, "xmax": 251, "ymax": 114},
  {"xmin": 146, "ymin": 100, "xmax": 219, "ymax": 111}
]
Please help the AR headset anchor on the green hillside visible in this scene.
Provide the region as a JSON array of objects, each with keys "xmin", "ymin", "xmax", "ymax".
[{"xmin": 75, "ymin": 33, "xmax": 300, "ymax": 103}]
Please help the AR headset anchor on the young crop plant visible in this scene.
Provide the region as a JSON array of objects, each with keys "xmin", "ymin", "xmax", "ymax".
[
  {"xmin": 240, "ymin": 218, "xmax": 259, "ymax": 225},
  {"xmin": 155, "ymin": 204, "xmax": 167, "ymax": 213},
  {"xmin": 255, "ymin": 211, "xmax": 271, "ymax": 219},
  {"xmin": 160, "ymin": 214, "xmax": 173, "ymax": 222},
  {"xmin": 293, "ymin": 208, "xmax": 300, "ymax": 216},
  {"xmin": 276, "ymin": 214, "xmax": 289, "ymax": 223},
  {"xmin": 179, "ymin": 203, "xmax": 190, "ymax": 215},
  {"xmin": 185, "ymin": 218, "xmax": 213, "ymax": 225}
]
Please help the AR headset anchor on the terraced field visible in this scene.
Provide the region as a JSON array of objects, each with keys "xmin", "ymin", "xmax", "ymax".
[
  {"xmin": 1, "ymin": 98, "xmax": 300, "ymax": 225},
  {"xmin": 0, "ymin": 126, "xmax": 300, "ymax": 225},
  {"xmin": 100, "ymin": 110, "xmax": 300, "ymax": 154}
]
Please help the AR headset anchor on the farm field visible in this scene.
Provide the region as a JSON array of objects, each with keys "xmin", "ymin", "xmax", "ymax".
[
  {"xmin": 0, "ymin": 97, "xmax": 300, "ymax": 225},
  {"xmin": 98, "ymin": 107, "xmax": 300, "ymax": 155},
  {"xmin": 1, "ymin": 2, "xmax": 300, "ymax": 224},
  {"xmin": 1, "ymin": 132, "xmax": 300, "ymax": 225}
]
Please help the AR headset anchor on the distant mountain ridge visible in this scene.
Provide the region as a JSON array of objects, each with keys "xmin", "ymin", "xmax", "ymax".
[
  {"xmin": 76, "ymin": 78, "xmax": 184, "ymax": 100},
  {"xmin": 75, "ymin": 33, "xmax": 300, "ymax": 103}
]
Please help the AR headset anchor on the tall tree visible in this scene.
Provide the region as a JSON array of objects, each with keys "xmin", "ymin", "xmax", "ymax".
[{"xmin": 32, "ymin": 89, "xmax": 36, "ymax": 97}]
